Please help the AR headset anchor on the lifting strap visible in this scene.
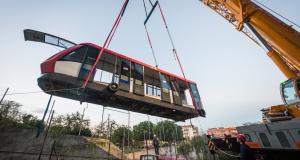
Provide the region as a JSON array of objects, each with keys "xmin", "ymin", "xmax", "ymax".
[
  {"xmin": 82, "ymin": 0, "xmax": 129, "ymax": 89},
  {"xmin": 143, "ymin": 1, "xmax": 198, "ymax": 112}
]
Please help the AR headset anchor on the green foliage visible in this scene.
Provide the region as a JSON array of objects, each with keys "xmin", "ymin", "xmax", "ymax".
[
  {"xmin": 133, "ymin": 121, "xmax": 154, "ymax": 141},
  {"xmin": 93, "ymin": 119, "xmax": 118, "ymax": 138},
  {"xmin": 191, "ymin": 136, "xmax": 205, "ymax": 159},
  {"xmin": 111, "ymin": 126, "xmax": 132, "ymax": 147},
  {"xmin": 177, "ymin": 141, "xmax": 192, "ymax": 158},
  {"xmin": 0, "ymin": 100, "xmax": 37, "ymax": 128},
  {"xmin": 50, "ymin": 111, "xmax": 92, "ymax": 137},
  {"xmin": 153, "ymin": 120, "xmax": 183, "ymax": 142},
  {"xmin": 191, "ymin": 136, "xmax": 205, "ymax": 153}
]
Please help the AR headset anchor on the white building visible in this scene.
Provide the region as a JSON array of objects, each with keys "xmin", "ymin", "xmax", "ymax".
[{"xmin": 181, "ymin": 125, "xmax": 199, "ymax": 140}]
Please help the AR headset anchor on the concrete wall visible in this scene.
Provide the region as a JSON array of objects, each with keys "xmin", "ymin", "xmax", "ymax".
[{"xmin": 0, "ymin": 127, "xmax": 118, "ymax": 160}]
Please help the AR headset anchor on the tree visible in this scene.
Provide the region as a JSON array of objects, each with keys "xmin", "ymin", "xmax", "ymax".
[
  {"xmin": 191, "ymin": 136, "xmax": 205, "ymax": 159},
  {"xmin": 133, "ymin": 121, "xmax": 154, "ymax": 141},
  {"xmin": 0, "ymin": 100, "xmax": 37, "ymax": 128},
  {"xmin": 177, "ymin": 141, "xmax": 192, "ymax": 159},
  {"xmin": 21, "ymin": 113, "xmax": 38, "ymax": 128},
  {"xmin": 0, "ymin": 100, "xmax": 22, "ymax": 125},
  {"xmin": 93, "ymin": 119, "xmax": 118, "ymax": 138},
  {"xmin": 153, "ymin": 120, "xmax": 183, "ymax": 142},
  {"xmin": 50, "ymin": 111, "xmax": 92, "ymax": 137},
  {"xmin": 111, "ymin": 126, "xmax": 132, "ymax": 148}
]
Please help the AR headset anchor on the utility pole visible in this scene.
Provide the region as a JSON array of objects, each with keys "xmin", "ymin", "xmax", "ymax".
[
  {"xmin": 45, "ymin": 100, "xmax": 55, "ymax": 128},
  {"xmin": 147, "ymin": 115, "xmax": 151, "ymax": 158},
  {"xmin": 0, "ymin": 88, "xmax": 9, "ymax": 105},
  {"xmin": 100, "ymin": 106, "xmax": 105, "ymax": 137},
  {"xmin": 38, "ymin": 110, "xmax": 55, "ymax": 160},
  {"xmin": 174, "ymin": 122, "xmax": 178, "ymax": 160},
  {"xmin": 36, "ymin": 95, "xmax": 52, "ymax": 138},
  {"xmin": 127, "ymin": 111, "xmax": 130, "ymax": 160},
  {"xmin": 79, "ymin": 103, "xmax": 88, "ymax": 136},
  {"xmin": 122, "ymin": 126, "xmax": 126, "ymax": 160},
  {"xmin": 107, "ymin": 114, "xmax": 112, "ymax": 160}
]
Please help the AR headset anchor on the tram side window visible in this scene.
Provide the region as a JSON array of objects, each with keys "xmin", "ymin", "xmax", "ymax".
[
  {"xmin": 62, "ymin": 46, "xmax": 88, "ymax": 62},
  {"xmin": 159, "ymin": 74, "xmax": 171, "ymax": 92},
  {"xmin": 62, "ymin": 46, "xmax": 99, "ymax": 65},
  {"xmin": 170, "ymin": 80, "xmax": 180, "ymax": 96},
  {"xmin": 132, "ymin": 63, "xmax": 143, "ymax": 83},
  {"xmin": 84, "ymin": 47, "xmax": 99, "ymax": 65},
  {"xmin": 259, "ymin": 133, "xmax": 271, "ymax": 147},
  {"xmin": 145, "ymin": 84, "xmax": 161, "ymax": 97},
  {"xmin": 275, "ymin": 132, "xmax": 291, "ymax": 148},
  {"xmin": 120, "ymin": 59, "xmax": 130, "ymax": 81},
  {"xmin": 245, "ymin": 134, "xmax": 253, "ymax": 142},
  {"xmin": 190, "ymin": 83, "xmax": 200, "ymax": 102}
]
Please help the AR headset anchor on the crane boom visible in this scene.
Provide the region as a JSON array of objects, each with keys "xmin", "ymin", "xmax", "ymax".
[
  {"xmin": 199, "ymin": 0, "xmax": 300, "ymax": 118},
  {"xmin": 200, "ymin": 0, "xmax": 300, "ymax": 78}
]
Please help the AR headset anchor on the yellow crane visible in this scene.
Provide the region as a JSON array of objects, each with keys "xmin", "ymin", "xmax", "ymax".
[{"xmin": 199, "ymin": 0, "xmax": 300, "ymax": 121}]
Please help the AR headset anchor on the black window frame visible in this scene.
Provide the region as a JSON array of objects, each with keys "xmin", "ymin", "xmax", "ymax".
[
  {"xmin": 61, "ymin": 46, "xmax": 99, "ymax": 65},
  {"xmin": 275, "ymin": 132, "xmax": 291, "ymax": 148},
  {"xmin": 132, "ymin": 63, "xmax": 143, "ymax": 82},
  {"xmin": 259, "ymin": 133, "xmax": 271, "ymax": 147},
  {"xmin": 61, "ymin": 46, "xmax": 88, "ymax": 63}
]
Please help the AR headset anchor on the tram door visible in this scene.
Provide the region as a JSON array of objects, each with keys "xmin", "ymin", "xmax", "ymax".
[
  {"xmin": 118, "ymin": 58, "xmax": 131, "ymax": 92},
  {"xmin": 132, "ymin": 63, "xmax": 144, "ymax": 95},
  {"xmin": 171, "ymin": 79, "xmax": 182, "ymax": 105},
  {"xmin": 78, "ymin": 46, "xmax": 98, "ymax": 81},
  {"xmin": 159, "ymin": 73, "xmax": 172, "ymax": 103}
]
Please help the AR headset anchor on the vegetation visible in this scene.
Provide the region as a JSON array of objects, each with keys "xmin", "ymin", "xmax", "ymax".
[
  {"xmin": 111, "ymin": 126, "xmax": 132, "ymax": 148},
  {"xmin": 0, "ymin": 100, "xmax": 37, "ymax": 128},
  {"xmin": 153, "ymin": 120, "xmax": 183, "ymax": 142},
  {"xmin": 177, "ymin": 141, "xmax": 192, "ymax": 159},
  {"xmin": 133, "ymin": 121, "xmax": 154, "ymax": 141},
  {"xmin": 50, "ymin": 111, "xmax": 92, "ymax": 137}
]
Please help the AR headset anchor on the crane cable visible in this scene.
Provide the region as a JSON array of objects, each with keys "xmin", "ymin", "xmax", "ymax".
[
  {"xmin": 143, "ymin": 0, "xmax": 159, "ymax": 68},
  {"xmin": 82, "ymin": 0, "xmax": 129, "ymax": 89},
  {"xmin": 142, "ymin": 1, "xmax": 199, "ymax": 114},
  {"xmin": 253, "ymin": 0, "xmax": 300, "ymax": 29},
  {"xmin": 157, "ymin": 2, "xmax": 199, "ymax": 113}
]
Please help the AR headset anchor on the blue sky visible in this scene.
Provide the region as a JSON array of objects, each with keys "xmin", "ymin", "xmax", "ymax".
[{"xmin": 0, "ymin": 0, "xmax": 299, "ymax": 132}]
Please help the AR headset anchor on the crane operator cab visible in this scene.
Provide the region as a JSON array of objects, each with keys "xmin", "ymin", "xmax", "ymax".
[{"xmin": 281, "ymin": 78, "xmax": 300, "ymax": 106}]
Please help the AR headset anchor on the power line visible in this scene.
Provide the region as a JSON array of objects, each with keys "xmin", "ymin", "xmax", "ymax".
[{"xmin": 0, "ymin": 87, "xmax": 80, "ymax": 96}]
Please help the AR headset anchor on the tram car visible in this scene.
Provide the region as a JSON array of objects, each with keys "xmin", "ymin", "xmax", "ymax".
[
  {"xmin": 24, "ymin": 29, "xmax": 205, "ymax": 121},
  {"xmin": 236, "ymin": 119, "xmax": 300, "ymax": 159}
]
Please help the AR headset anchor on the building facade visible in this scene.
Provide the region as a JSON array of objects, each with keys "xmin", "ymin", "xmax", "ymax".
[
  {"xmin": 181, "ymin": 125, "xmax": 199, "ymax": 140},
  {"xmin": 207, "ymin": 126, "xmax": 238, "ymax": 138}
]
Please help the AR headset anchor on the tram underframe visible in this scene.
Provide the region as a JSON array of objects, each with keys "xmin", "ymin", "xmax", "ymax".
[{"xmin": 38, "ymin": 73, "xmax": 199, "ymax": 121}]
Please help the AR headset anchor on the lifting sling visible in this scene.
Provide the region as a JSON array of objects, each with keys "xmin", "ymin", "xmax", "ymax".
[
  {"xmin": 82, "ymin": 0, "xmax": 129, "ymax": 89},
  {"xmin": 142, "ymin": 0, "xmax": 199, "ymax": 113}
]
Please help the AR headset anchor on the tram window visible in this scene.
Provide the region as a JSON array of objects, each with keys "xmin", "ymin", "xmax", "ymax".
[
  {"xmin": 62, "ymin": 46, "xmax": 88, "ymax": 62},
  {"xmin": 275, "ymin": 132, "xmax": 291, "ymax": 148},
  {"xmin": 99, "ymin": 52, "xmax": 117, "ymax": 73},
  {"xmin": 282, "ymin": 80, "xmax": 300, "ymax": 105},
  {"xmin": 244, "ymin": 134, "xmax": 252, "ymax": 142},
  {"xmin": 190, "ymin": 83, "xmax": 200, "ymax": 102},
  {"xmin": 84, "ymin": 47, "xmax": 99, "ymax": 65},
  {"xmin": 159, "ymin": 74, "xmax": 171, "ymax": 92},
  {"xmin": 132, "ymin": 63, "xmax": 143, "ymax": 81},
  {"xmin": 145, "ymin": 84, "xmax": 161, "ymax": 97},
  {"xmin": 259, "ymin": 133, "xmax": 271, "ymax": 147},
  {"xmin": 120, "ymin": 60, "xmax": 130, "ymax": 79}
]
